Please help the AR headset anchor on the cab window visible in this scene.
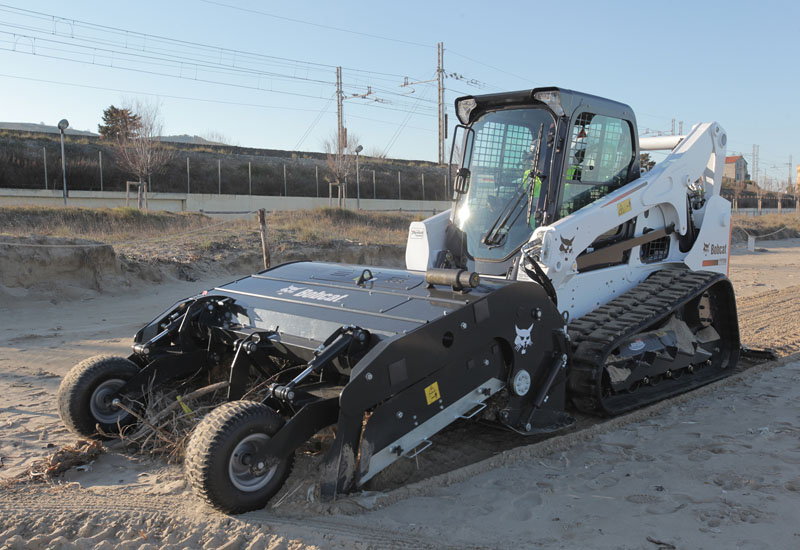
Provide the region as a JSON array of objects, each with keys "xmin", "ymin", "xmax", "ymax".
[{"xmin": 560, "ymin": 112, "xmax": 635, "ymax": 218}]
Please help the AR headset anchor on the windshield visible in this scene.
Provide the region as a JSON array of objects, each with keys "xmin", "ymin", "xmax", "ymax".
[{"xmin": 454, "ymin": 107, "xmax": 555, "ymax": 261}]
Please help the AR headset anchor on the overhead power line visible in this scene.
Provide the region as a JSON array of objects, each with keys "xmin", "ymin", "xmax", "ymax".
[
  {"xmin": 196, "ymin": 0, "xmax": 435, "ymax": 49},
  {"xmin": 0, "ymin": 72, "xmax": 437, "ymax": 134},
  {"xmin": 0, "ymin": 4, "xmax": 429, "ymax": 83}
]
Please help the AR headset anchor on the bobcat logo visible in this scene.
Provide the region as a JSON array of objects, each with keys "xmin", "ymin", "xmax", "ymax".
[
  {"xmin": 277, "ymin": 285, "xmax": 303, "ymax": 295},
  {"xmin": 559, "ymin": 235, "xmax": 575, "ymax": 254},
  {"xmin": 514, "ymin": 324, "xmax": 534, "ymax": 354},
  {"xmin": 703, "ymin": 242, "xmax": 710, "ymax": 253}
]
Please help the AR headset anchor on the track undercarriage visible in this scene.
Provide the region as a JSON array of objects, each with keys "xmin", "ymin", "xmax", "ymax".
[{"xmin": 568, "ymin": 267, "xmax": 740, "ymax": 416}]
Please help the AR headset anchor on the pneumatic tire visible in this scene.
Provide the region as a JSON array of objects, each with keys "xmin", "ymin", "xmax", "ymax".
[
  {"xmin": 57, "ymin": 355, "xmax": 140, "ymax": 438},
  {"xmin": 185, "ymin": 401, "xmax": 294, "ymax": 514}
]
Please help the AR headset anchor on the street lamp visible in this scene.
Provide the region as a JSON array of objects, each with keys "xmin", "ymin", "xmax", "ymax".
[
  {"xmin": 355, "ymin": 144, "xmax": 363, "ymax": 210},
  {"xmin": 57, "ymin": 119, "xmax": 69, "ymax": 205}
]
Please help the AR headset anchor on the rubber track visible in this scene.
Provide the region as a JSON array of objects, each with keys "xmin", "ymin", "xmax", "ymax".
[{"xmin": 567, "ymin": 266, "xmax": 732, "ymax": 416}]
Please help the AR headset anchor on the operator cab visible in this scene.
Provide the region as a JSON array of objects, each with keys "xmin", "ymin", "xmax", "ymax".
[{"xmin": 446, "ymin": 87, "xmax": 641, "ymax": 277}]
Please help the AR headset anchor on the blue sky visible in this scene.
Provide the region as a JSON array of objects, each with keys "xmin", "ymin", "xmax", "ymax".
[{"xmin": 0, "ymin": 0, "xmax": 796, "ymax": 183}]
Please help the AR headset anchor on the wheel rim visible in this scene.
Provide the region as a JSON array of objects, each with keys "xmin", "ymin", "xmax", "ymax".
[
  {"xmin": 228, "ymin": 433, "xmax": 278, "ymax": 492},
  {"xmin": 89, "ymin": 378, "xmax": 129, "ymax": 425}
]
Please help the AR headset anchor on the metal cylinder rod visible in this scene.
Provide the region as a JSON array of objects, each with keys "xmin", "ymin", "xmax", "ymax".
[{"xmin": 639, "ymin": 135, "xmax": 685, "ymax": 151}]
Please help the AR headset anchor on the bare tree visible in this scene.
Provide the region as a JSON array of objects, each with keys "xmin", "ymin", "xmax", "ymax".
[
  {"xmin": 114, "ymin": 99, "xmax": 174, "ymax": 189},
  {"xmin": 366, "ymin": 147, "xmax": 387, "ymax": 159},
  {"xmin": 323, "ymin": 130, "xmax": 360, "ymax": 189},
  {"xmin": 201, "ymin": 130, "xmax": 237, "ymax": 146}
]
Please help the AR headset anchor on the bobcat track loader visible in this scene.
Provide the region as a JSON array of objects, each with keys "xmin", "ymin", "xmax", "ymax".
[{"xmin": 58, "ymin": 87, "xmax": 739, "ymax": 514}]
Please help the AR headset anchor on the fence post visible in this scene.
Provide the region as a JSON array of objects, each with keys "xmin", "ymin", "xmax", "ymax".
[
  {"xmin": 148, "ymin": 172, "xmax": 152, "ymax": 194},
  {"xmin": 398, "ymin": 171, "xmax": 401, "ymax": 200},
  {"xmin": 421, "ymin": 173, "xmax": 425, "ymax": 202},
  {"xmin": 315, "ymin": 165, "xmax": 319, "ymax": 198},
  {"xmin": 187, "ymin": 157, "xmax": 190, "ymax": 194},
  {"xmin": 43, "ymin": 147, "xmax": 47, "ymax": 190},
  {"xmin": 443, "ymin": 172, "xmax": 447, "ymax": 200},
  {"xmin": 373, "ymin": 170, "xmax": 376, "ymax": 199},
  {"xmin": 258, "ymin": 209, "xmax": 270, "ymax": 269},
  {"xmin": 218, "ymin": 159, "xmax": 221, "ymax": 195},
  {"xmin": 283, "ymin": 164, "xmax": 287, "ymax": 197},
  {"xmin": 248, "ymin": 161, "xmax": 252, "ymax": 195},
  {"xmin": 99, "ymin": 151, "xmax": 103, "ymax": 192}
]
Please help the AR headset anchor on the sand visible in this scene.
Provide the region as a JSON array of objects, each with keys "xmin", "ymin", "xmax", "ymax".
[{"xmin": 1, "ymin": 238, "xmax": 799, "ymax": 549}]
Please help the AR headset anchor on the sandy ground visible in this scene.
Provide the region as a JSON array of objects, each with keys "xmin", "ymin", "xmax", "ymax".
[{"xmin": 1, "ymin": 239, "xmax": 799, "ymax": 549}]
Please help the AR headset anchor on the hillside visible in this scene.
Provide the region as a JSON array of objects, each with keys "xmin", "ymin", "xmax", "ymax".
[
  {"xmin": 0, "ymin": 122, "xmax": 97, "ymax": 136},
  {"xmin": 0, "ymin": 129, "xmax": 449, "ymax": 200}
]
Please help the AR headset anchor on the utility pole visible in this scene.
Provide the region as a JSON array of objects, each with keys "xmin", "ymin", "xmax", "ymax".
[
  {"xmin": 437, "ymin": 42, "xmax": 445, "ymax": 165},
  {"xmin": 671, "ymin": 118, "xmax": 675, "ymax": 135},
  {"xmin": 752, "ymin": 144, "xmax": 759, "ymax": 187},
  {"xmin": 678, "ymin": 120, "xmax": 683, "ymax": 135},
  {"xmin": 336, "ymin": 66, "xmax": 344, "ymax": 158},
  {"xmin": 401, "ymin": 45, "xmax": 446, "ymax": 164}
]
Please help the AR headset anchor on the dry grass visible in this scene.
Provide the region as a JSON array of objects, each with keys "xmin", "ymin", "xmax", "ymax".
[
  {"xmin": 0, "ymin": 206, "xmax": 217, "ymax": 242},
  {"xmin": 268, "ymin": 208, "xmax": 419, "ymax": 247},
  {"xmin": 109, "ymin": 380, "xmax": 231, "ymax": 463},
  {"xmin": 732, "ymin": 213, "xmax": 800, "ymax": 241},
  {"xmin": 0, "ymin": 206, "xmax": 417, "ymax": 248}
]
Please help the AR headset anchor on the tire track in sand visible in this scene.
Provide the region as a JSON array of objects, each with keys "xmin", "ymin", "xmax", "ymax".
[{"xmin": 737, "ymin": 284, "xmax": 800, "ymax": 355}]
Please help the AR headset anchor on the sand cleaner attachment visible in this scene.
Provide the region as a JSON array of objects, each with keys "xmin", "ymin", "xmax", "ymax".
[{"xmin": 57, "ymin": 261, "xmax": 570, "ymax": 513}]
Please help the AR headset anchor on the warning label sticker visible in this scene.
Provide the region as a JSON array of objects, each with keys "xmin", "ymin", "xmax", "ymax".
[
  {"xmin": 424, "ymin": 381, "xmax": 441, "ymax": 405},
  {"xmin": 617, "ymin": 198, "xmax": 632, "ymax": 216}
]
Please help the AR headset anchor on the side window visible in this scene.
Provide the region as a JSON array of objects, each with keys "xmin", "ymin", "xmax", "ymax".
[{"xmin": 560, "ymin": 112, "xmax": 634, "ymax": 218}]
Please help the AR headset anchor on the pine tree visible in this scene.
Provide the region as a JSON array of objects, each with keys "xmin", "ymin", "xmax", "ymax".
[{"xmin": 98, "ymin": 105, "xmax": 141, "ymax": 140}]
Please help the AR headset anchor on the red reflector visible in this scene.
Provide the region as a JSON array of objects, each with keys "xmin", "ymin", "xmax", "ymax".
[{"xmin": 702, "ymin": 259, "xmax": 719, "ymax": 266}]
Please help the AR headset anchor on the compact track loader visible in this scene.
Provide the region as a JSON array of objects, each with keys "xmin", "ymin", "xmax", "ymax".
[{"xmin": 58, "ymin": 87, "xmax": 739, "ymax": 513}]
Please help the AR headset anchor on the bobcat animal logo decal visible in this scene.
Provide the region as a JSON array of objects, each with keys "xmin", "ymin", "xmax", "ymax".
[
  {"xmin": 703, "ymin": 242, "xmax": 710, "ymax": 254},
  {"xmin": 559, "ymin": 235, "xmax": 575, "ymax": 254},
  {"xmin": 514, "ymin": 324, "xmax": 534, "ymax": 354}
]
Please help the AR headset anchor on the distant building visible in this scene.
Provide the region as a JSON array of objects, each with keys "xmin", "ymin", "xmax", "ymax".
[
  {"xmin": 796, "ymin": 165, "xmax": 800, "ymax": 195},
  {"xmin": 724, "ymin": 155, "xmax": 749, "ymax": 184}
]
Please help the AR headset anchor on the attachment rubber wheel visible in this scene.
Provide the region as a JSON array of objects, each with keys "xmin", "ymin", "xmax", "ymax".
[
  {"xmin": 57, "ymin": 355, "xmax": 140, "ymax": 438},
  {"xmin": 185, "ymin": 401, "xmax": 294, "ymax": 514}
]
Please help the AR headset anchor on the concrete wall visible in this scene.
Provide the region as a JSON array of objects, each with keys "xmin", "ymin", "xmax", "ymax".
[{"xmin": 0, "ymin": 188, "xmax": 452, "ymax": 218}]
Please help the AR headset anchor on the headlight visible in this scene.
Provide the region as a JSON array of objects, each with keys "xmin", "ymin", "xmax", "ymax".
[
  {"xmin": 455, "ymin": 97, "xmax": 477, "ymax": 124},
  {"xmin": 533, "ymin": 90, "xmax": 565, "ymax": 117}
]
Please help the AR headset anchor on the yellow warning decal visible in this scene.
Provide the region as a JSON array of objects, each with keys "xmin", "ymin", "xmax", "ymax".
[
  {"xmin": 424, "ymin": 381, "xmax": 441, "ymax": 405},
  {"xmin": 617, "ymin": 198, "xmax": 632, "ymax": 216}
]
